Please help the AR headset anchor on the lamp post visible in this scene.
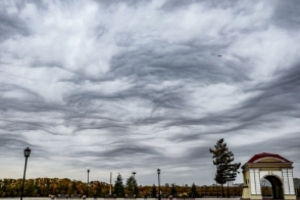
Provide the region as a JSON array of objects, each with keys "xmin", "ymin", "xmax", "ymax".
[
  {"xmin": 87, "ymin": 169, "xmax": 90, "ymax": 198},
  {"xmin": 157, "ymin": 169, "xmax": 161, "ymax": 200},
  {"xmin": 20, "ymin": 147, "xmax": 31, "ymax": 200},
  {"xmin": 132, "ymin": 172, "xmax": 137, "ymax": 197}
]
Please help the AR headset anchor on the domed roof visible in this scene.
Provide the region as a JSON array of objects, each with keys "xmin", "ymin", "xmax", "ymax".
[{"xmin": 246, "ymin": 152, "xmax": 291, "ymax": 164}]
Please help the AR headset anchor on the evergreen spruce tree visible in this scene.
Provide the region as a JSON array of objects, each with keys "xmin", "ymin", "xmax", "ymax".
[
  {"xmin": 191, "ymin": 183, "xmax": 198, "ymax": 197},
  {"xmin": 114, "ymin": 173, "xmax": 125, "ymax": 197},
  {"xmin": 151, "ymin": 184, "xmax": 157, "ymax": 198},
  {"xmin": 224, "ymin": 150, "xmax": 241, "ymax": 197},
  {"xmin": 95, "ymin": 181, "xmax": 102, "ymax": 197},
  {"xmin": 125, "ymin": 175, "xmax": 138, "ymax": 197},
  {"xmin": 209, "ymin": 138, "xmax": 241, "ymax": 197}
]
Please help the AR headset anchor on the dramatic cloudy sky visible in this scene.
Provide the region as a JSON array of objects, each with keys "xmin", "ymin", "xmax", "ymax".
[{"xmin": 1, "ymin": 0, "xmax": 300, "ymax": 186}]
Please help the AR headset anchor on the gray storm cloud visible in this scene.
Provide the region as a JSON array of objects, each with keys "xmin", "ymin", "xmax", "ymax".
[{"xmin": 0, "ymin": 0, "xmax": 299, "ymax": 185}]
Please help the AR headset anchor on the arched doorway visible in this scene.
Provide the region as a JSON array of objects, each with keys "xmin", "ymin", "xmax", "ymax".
[
  {"xmin": 261, "ymin": 178, "xmax": 272, "ymax": 197},
  {"xmin": 261, "ymin": 175, "xmax": 283, "ymax": 199}
]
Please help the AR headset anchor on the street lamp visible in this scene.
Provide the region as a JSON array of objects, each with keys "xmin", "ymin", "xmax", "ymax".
[
  {"xmin": 157, "ymin": 169, "xmax": 161, "ymax": 200},
  {"xmin": 132, "ymin": 172, "xmax": 136, "ymax": 178},
  {"xmin": 87, "ymin": 169, "xmax": 90, "ymax": 198},
  {"xmin": 20, "ymin": 147, "xmax": 31, "ymax": 200}
]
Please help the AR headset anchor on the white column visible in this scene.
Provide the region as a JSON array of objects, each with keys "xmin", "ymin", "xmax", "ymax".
[
  {"xmin": 282, "ymin": 169, "xmax": 295, "ymax": 194},
  {"xmin": 250, "ymin": 169, "xmax": 261, "ymax": 194},
  {"xmin": 255, "ymin": 169, "xmax": 261, "ymax": 194},
  {"xmin": 288, "ymin": 169, "xmax": 295, "ymax": 194},
  {"xmin": 283, "ymin": 169, "xmax": 290, "ymax": 194}
]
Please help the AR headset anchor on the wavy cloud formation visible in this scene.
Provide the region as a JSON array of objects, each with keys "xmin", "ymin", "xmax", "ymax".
[{"xmin": 0, "ymin": 0, "xmax": 299, "ymax": 185}]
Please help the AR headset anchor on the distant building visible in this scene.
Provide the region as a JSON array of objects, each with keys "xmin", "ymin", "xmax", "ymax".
[
  {"xmin": 233, "ymin": 183, "xmax": 244, "ymax": 187},
  {"xmin": 226, "ymin": 181, "xmax": 234, "ymax": 187},
  {"xmin": 210, "ymin": 182, "xmax": 243, "ymax": 187}
]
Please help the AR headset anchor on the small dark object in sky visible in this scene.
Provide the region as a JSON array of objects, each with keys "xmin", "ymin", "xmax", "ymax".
[{"xmin": 218, "ymin": 55, "xmax": 222, "ymax": 57}]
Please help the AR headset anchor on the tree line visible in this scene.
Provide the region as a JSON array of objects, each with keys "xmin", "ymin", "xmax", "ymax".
[
  {"xmin": 112, "ymin": 173, "xmax": 245, "ymax": 198},
  {"xmin": 0, "ymin": 176, "xmax": 247, "ymax": 198},
  {"xmin": 0, "ymin": 178, "xmax": 108, "ymax": 197}
]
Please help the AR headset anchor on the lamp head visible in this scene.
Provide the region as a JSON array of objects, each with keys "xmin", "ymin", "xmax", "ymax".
[
  {"xmin": 24, "ymin": 147, "xmax": 31, "ymax": 158},
  {"xmin": 157, "ymin": 168, "xmax": 160, "ymax": 174}
]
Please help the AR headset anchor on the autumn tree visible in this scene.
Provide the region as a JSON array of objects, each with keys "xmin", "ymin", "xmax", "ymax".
[{"xmin": 209, "ymin": 138, "xmax": 241, "ymax": 197}]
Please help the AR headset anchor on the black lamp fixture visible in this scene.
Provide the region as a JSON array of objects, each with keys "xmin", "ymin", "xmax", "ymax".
[
  {"xmin": 20, "ymin": 147, "xmax": 31, "ymax": 200},
  {"xmin": 132, "ymin": 172, "xmax": 136, "ymax": 178},
  {"xmin": 24, "ymin": 147, "xmax": 31, "ymax": 157}
]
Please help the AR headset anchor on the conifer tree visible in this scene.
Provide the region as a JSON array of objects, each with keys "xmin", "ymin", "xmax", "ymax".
[
  {"xmin": 171, "ymin": 184, "xmax": 177, "ymax": 197},
  {"xmin": 191, "ymin": 183, "xmax": 198, "ymax": 197},
  {"xmin": 209, "ymin": 138, "xmax": 241, "ymax": 197},
  {"xmin": 125, "ymin": 175, "xmax": 138, "ymax": 197},
  {"xmin": 114, "ymin": 173, "xmax": 125, "ymax": 197}
]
